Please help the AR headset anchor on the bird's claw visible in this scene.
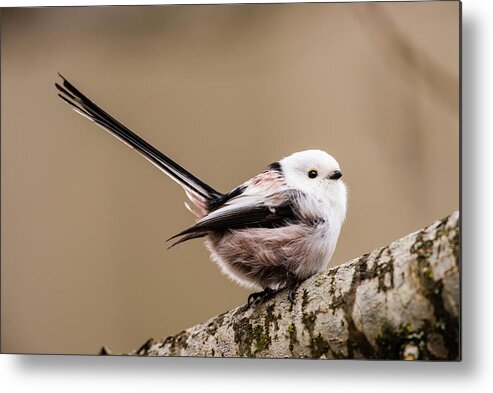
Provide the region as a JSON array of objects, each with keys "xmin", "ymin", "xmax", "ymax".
[
  {"xmin": 288, "ymin": 288, "xmax": 296, "ymax": 304},
  {"xmin": 247, "ymin": 288, "xmax": 276, "ymax": 307},
  {"xmin": 248, "ymin": 282, "xmax": 301, "ymax": 307},
  {"xmin": 287, "ymin": 282, "xmax": 301, "ymax": 304}
]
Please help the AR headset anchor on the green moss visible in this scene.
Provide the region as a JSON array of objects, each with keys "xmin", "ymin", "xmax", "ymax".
[
  {"xmin": 415, "ymin": 214, "xmax": 459, "ymax": 264},
  {"xmin": 302, "ymin": 289, "xmax": 310, "ymax": 309},
  {"xmin": 310, "ymin": 333, "xmax": 331, "ymax": 358},
  {"xmin": 374, "ymin": 317, "xmax": 459, "ymax": 360},
  {"xmin": 302, "ymin": 312, "xmax": 317, "ymax": 334},
  {"xmin": 265, "ymin": 304, "xmax": 280, "ymax": 332},
  {"xmin": 314, "ymin": 277, "xmax": 325, "ymax": 287},
  {"xmin": 330, "ymin": 297, "xmax": 344, "ymax": 310},
  {"xmin": 407, "ymin": 217, "xmax": 459, "ymax": 360},
  {"xmin": 349, "ymin": 249, "xmax": 394, "ymax": 293},
  {"xmin": 252, "ymin": 325, "xmax": 270, "ymax": 354},
  {"xmin": 422, "ymin": 266, "xmax": 433, "ymax": 280},
  {"xmin": 435, "ymin": 319, "xmax": 446, "ymax": 331},
  {"xmin": 232, "ymin": 305, "xmax": 281, "ymax": 357},
  {"xmin": 375, "ymin": 324, "xmax": 413, "ymax": 360},
  {"xmin": 287, "ymin": 323, "xmax": 298, "ymax": 353}
]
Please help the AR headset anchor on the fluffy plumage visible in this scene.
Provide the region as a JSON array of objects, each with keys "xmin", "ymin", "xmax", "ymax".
[{"xmin": 56, "ymin": 75, "xmax": 347, "ymax": 300}]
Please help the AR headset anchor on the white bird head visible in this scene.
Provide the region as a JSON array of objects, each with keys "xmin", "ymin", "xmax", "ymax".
[{"xmin": 279, "ymin": 149, "xmax": 347, "ymax": 210}]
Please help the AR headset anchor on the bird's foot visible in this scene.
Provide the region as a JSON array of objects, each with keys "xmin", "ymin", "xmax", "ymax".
[
  {"xmin": 287, "ymin": 281, "xmax": 301, "ymax": 304},
  {"xmin": 247, "ymin": 288, "xmax": 278, "ymax": 307},
  {"xmin": 247, "ymin": 282, "xmax": 301, "ymax": 307}
]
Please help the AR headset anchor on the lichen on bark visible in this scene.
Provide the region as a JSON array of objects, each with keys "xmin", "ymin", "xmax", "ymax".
[{"xmin": 101, "ymin": 211, "xmax": 460, "ymax": 360}]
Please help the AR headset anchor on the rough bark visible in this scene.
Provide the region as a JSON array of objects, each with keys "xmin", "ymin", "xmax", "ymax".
[{"xmin": 101, "ymin": 211, "xmax": 460, "ymax": 360}]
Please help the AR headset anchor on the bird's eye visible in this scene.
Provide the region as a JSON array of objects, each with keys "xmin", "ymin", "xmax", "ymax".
[{"xmin": 308, "ymin": 169, "xmax": 318, "ymax": 179}]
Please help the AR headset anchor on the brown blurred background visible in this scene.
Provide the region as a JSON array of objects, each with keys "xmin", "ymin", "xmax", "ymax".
[{"xmin": 1, "ymin": 2, "xmax": 459, "ymax": 355}]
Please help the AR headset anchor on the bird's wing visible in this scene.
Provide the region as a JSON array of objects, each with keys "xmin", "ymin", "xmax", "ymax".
[{"xmin": 167, "ymin": 171, "xmax": 301, "ymax": 247}]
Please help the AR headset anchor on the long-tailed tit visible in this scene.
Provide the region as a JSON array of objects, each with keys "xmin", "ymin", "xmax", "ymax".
[{"xmin": 55, "ymin": 75, "xmax": 347, "ymax": 304}]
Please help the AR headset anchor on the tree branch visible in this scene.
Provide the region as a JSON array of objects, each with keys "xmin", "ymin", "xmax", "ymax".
[{"xmin": 101, "ymin": 211, "xmax": 460, "ymax": 360}]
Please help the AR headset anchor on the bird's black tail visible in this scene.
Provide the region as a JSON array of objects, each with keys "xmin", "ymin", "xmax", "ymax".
[{"xmin": 55, "ymin": 74, "xmax": 223, "ymax": 207}]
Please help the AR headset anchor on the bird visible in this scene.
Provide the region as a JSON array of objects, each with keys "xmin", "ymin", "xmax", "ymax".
[{"xmin": 55, "ymin": 74, "xmax": 347, "ymax": 305}]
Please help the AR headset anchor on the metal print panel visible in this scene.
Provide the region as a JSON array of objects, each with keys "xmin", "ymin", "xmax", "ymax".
[{"xmin": 1, "ymin": 1, "xmax": 460, "ymax": 359}]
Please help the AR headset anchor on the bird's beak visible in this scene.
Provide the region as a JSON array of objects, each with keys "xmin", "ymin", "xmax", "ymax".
[{"xmin": 328, "ymin": 170, "xmax": 343, "ymax": 180}]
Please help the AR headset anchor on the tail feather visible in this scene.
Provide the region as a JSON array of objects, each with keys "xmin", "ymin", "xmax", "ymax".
[
  {"xmin": 55, "ymin": 74, "xmax": 223, "ymax": 208},
  {"xmin": 166, "ymin": 232, "xmax": 207, "ymax": 249}
]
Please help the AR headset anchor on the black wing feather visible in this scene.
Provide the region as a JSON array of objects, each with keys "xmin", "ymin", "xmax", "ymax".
[{"xmin": 167, "ymin": 201, "xmax": 298, "ymax": 246}]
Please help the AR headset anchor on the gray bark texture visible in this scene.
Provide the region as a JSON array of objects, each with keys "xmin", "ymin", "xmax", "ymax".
[{"xmin": 101, "ymin": 211, "xmax": 460, "ymax": 360}]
